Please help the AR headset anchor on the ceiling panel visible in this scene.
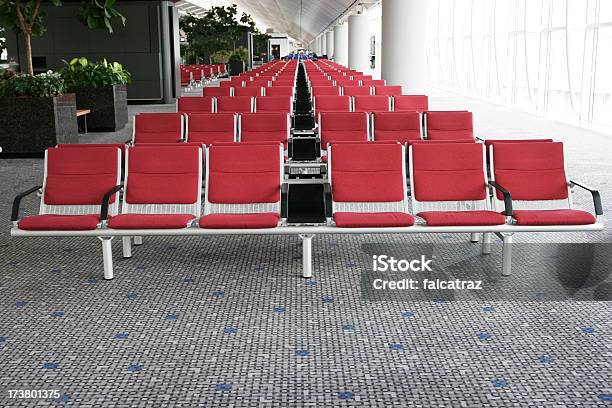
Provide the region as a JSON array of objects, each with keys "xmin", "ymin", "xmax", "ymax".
[{"xmin": 182, "ymin": 0, "xmax": 357, "ymax": 42}]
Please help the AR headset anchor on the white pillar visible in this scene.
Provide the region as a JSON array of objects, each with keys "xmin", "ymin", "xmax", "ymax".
[
  {"xmin": 320, "ymin": 33, "xmax": 327, "ymax": 56},
  {"xmin": 333, "ymin": 23, "xmax": 349, "ymax": 66},
  {"xmin": 381, "ymin": 0, "xmax": 428, "ymax": 93},
  {"xmin": 326, "ymin": 30, "xmax": 334, "ymax": 59},
  {"xmin": 348, "ymin": 13, "xmax": 370, "ymax": 73}
]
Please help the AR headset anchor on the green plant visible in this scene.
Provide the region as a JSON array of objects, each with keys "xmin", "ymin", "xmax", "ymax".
[
  {"xmin": 60, "ymin": 57, "xmax": 131, "ymax": 88},
  {"xmin": 229, "ymin": 46, "xmax": 248, "ymax": 63},
  {"xmin": 0, "ymin": 70, "xmax": 65, "ymax": 97},
  {"xmin": 0, "ymin": 0, "xmax": 126, "ymax": 75},
  {"xmin": 211, "ymin": 50, "xmax": 231, "ymax": 64}
]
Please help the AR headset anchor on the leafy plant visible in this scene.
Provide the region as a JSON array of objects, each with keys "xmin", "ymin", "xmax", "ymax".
[
  {"xmin": 229, "ymin": 46, "xmax": 248, "ymax": 63},
  {"xmin": 60, "ymin": 57, "xmax": 131, "ymax": 88},
  {"xmin": 0, "ymin": 0, "xmax": 126, "ymax": 76},
  {"xmin": 0, "ymin": 70, "xmax": 65, "ymax": 97}
]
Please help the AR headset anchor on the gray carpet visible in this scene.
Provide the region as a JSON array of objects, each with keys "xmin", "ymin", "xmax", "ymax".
[{"xmin": 0, "ymin": 88, "xmax": 611, "ymax": 407}]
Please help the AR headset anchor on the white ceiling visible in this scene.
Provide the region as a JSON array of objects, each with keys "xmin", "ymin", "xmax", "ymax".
[{"xmin": 181, "ymin": 0, "xmax": 361, "ymax": 43}]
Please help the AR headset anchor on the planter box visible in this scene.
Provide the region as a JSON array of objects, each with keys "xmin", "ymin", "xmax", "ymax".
[
  {"xmin": 0, "ymin": 94, "xmax": 78, "ymax": 156},
  {"xmin": 69, "ymin": 84, "xmax": 128, "ymax": 132},
  {"xmin": 229, "ymin": 60, "xmax": 245, "ymax": 76}
]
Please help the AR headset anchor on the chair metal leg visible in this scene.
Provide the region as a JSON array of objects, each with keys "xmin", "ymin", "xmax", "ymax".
[
  {"xmin": 482, "ymin": 232, "xmax": 492, "ymax": 254},
  {"xmin": 133, "ymin": 236, "xmax": 143, "ymax": 246},
  {"xmin": 470, "ymin": 232, "xmax": 479, "ymax": 243},
  {"xmin": 299, "ymin": 234, "xmax": 314, "ymax": 279},
  {"xmin": 122, "ymin": 236, "xmax": 132, "ymax": 258},
  {"xmin": 99, "ymin": 237, "xmax": 114, "ymax": 280},
  {"xmin": 501, "ymin": 233, "xmax": 514, "ymax": 276}
]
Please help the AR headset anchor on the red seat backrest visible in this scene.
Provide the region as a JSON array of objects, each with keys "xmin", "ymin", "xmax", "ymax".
[
  {"xmin": 187, "ymin": 113, "xmax": 235, "ymax": 144},
  {"xmin": 315, "ymin": 95, "xmax": 351, "ymax": 115},
  {"xmin": 484, "ymin": 138, "xmax": 554, "ymax": 148},
  {"xmin": 233, "ymin": 87, "xmax": 264, "ymax": 97},
  {"xmin": 177, "ymin": 96, "xmax": 214, "ymax": 114},
  {"xmin": 353, "ymin": 95, "xmax": 391, "ymax": 113},
  {"xmin": 374, "ymin": 85, "xmax": 402, "ymax": 96},
  {"xmin": 331, "ymin": 142, "xmax": 404, "ymax": 203},
  {"xmin": 319, "ymin": 112, "xmax": 368, "ymax": 147},
  {"xmin": 271, "ymin": 80, "xmax": 294, "ymax": 87},
  {"xmin": 426, "ymin": 111, "xmax": 474, "ymax": 140},
  {"xmin": 216, "ymin": 96, "xmax": 253, "ymax": 113},
  {"xmin": 134, "ymin": 113, "xmax": 183, "ymax": 144},
  {"xmin": 255, "ymin": 96, "xmax": 292, "ymax": 113},
  {"xmin": 492, "ymin": 142, "xmax": 568, "ymax": 201},
  {"xmin": 373, "ymin": 112, "xmax": 421, "ymax": 143},
  {"xmin": 343, "ymin": 86, "xmax": 372, "ymax": 96},
  {"xmin": 125, "ymin": 146, "xmax": 200, "ymax": 204},
  {"xmin": 311, "ymin": 86, "xmax": 341, "ymax": 97},
  {"xmin": 207, "ymin": 144, "xmax": 281, "ymax": 205},
  {"xmin": 411, "ymin": 143, "xmax": 486, "ymax": 202},
  {"xmin": 393, "ymin": 95, "xmax": 428, "ymax": 112},
  {"xmin": 265, "ymin": 86, "xmax": 293, "ymax": 97},
  {"xmin": 44, "ymin": 147, "xmax": 120, "ymax": 205},
  {"xmin": 240, "ymin": 112, "xmax": 289, "ymax": 145},
  {"xmin": 203, "ymin": 87, "xmax": 232, "ymax": 97},
  {"xmin": 336, "ymin": 80, "xmax": 360, "ymax": 87}
]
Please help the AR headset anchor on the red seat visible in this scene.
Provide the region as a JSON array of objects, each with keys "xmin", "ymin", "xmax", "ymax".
[
  {"xmin": 335, "ymin": 80, "xmax": 360, "ymax": 87},
  {"xmin": 270, "ymin": 80, "xmax": 295, "ymax": 87},
  {"xmin": 19, "ymin": 214, "xmax": 101, "ymax": 231},
  {"xmin": 216, "ymin": 96, "xmax": 253, "ymax": 113},
  {"xmin": 265, "ymin": 86, "xmax": 294, "ymax": 97},
  {"xmin": 393, "ymin": 95, "xmax": 428, "ymax": 112},
  {"xmin": 373, "ymin": 85, "xmax": 402, "ymax": 96},
  {"xmin": 361, "ymin": 79, "xmax": 386, "ymax": 86},
  {"xmin": 311, "ymin": 86, "xmax": 341, "ymax": 97},
  {"xmin": 372, "ymin": 112, "xmax": 421, "ymax": 143},
  {"xmin": 177, "ymin": 96, "xmax": 214, "ymax": 114},
  {"xmin": 187, "ymin": 113, "xmax": 235, "ymax": 144},
  {"xmin": 180, "ymin": 70, "xmax": 192, "ymax": 86},
  {"xmin": 353, "ymin": 95, "xmax": 391, "ymax": 113},
  {"xmin": 17, "ymin": 146, "xmax": 121, "ymax": 231},
  {"xmin": 314, "ymin": 95, "xmax": 351, "ymax": 119},
  {"xmin": 310, "ymin": 79, "xmax": 334, "ymax": 87},
  {"xmin": 333, "ymin": 212, "xmax": 414, "ymax": 228},
  {"xmin": 202, "ymin": 144, "xmax": 282, "ymax": 229},
  {"xmin": 426, "ymin": 111, "xmax": 474, "ymax": 141},
  {"xmin": 484, "ymin": 138, "xmax": 553, "ymax": 148},
  {"xmin": 240, "ymin": 112, "xmax": 289, "ymax": 146},
  {"xmin": 108, "ymin": 214, "xmax": 195, "ymax": 229},
  {"xmin": 233, "ymin": 86, "xmax": 264, "ymax": 97},
  {"xmin": 319, "ymin": 112, "xmax": 368, "ymax": 147},
  {"xmin": 343, "ymin": 86, "xmax": 372, "ymax": 96},
  {"xmin": 255, "ymin": 96, "xmax": 292, "ymax": 113},
  {"xmin": 111, "ymin": 146, "xmax": 202, "ymax": 229},
  {"xmin": 133, "ymin": 113, "xmax": 183, "ymax": 144},
  {"xmin": 202, "ymin": 87, "xmax": 232, "ymax": 97},
  {"xmin": 491, "ymin": 142, "xmax": 597, "ymax": 226},
  {"xmin": 199, "ymin": 213, "xmax": 280, "ymax": 229},
  {"xmin": 511, "ymin": 209, "xmax": 596, "ymax": 226},
  {"xmin": 330, "ymin": 143, "xmax": 411, "ymax": 228},
  {"xmin": 417, "ymin": 211, "xmax": 505, "ymax": 226}
]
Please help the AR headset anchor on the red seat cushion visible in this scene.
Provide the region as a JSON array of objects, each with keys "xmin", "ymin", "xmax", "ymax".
[
  {"xmin": 108, "ymin": 214, "xmax": 195, "ymax": 229},
  {"xmin": 417, "ymin": 211, "xmax": 505, "ymax": 226},
  {"xmin": 199, "ymin": 213, "xmax": 280, "ymax": 229},
  {"xmin": 19, "ymin": 214, "xmax": 100, "ymax": 231},
  {"xmin": 333, "ymin": 212, "xmax": 414, "ymax": 228},
  {"xmin": 511, "ymin": 209, "xmax": 596, "ymax": 226}
]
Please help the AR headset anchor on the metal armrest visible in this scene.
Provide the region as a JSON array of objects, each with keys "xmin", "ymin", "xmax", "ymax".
[
  {"xmin": 100, "ymin": 185, "xmax": 124, "ymax": 221},
  {"xmin": 281, "ymin": 183, "xmax": 289, "ymax": 218},
  {"xmin": 11, "ymin": 185, "xmax": 43, "ymax": 222},
  {"xmin": 570, "ymin": 180, "xmax": 603, "ymax": 215},
  {"xmin": 488, "ymin": 181, "xmax": 513, "ymax": 217},
  {"xmin": 323, "ymin": 182, "xmax": 332, "ymax": 218}
]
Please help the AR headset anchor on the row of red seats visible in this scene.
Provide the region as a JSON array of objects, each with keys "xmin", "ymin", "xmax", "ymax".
[
  {"xmin": 177, "ymin": 96, "xmax": 292, "ymax": 114},
  {"xmin": 11, "ymin": 142, "xmax": 603, "ymax": 279},
  {"xmin": 313, "ymin": 95, "xmax": 428, "ymax": 114},
  {"xmin": 133, "ymin": 112, "xmax": 289, "ymax": 146},
  {"xmin": 202, "ymin": 86, "xmax": 294, "ymax": 97},
  {"xmin": 311, "ymin": 85, "xmax": 402, "ymax": 97}
]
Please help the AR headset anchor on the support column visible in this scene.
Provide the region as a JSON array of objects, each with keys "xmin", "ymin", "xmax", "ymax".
[
  {"xmin": 333, "ymin": 23, "xmax": 349, "ymax": 66},
  {"xmin": 381, "ymin": 0, "xmax": 428, "ymax": 93},
  {"xmin": 320, "ymin": 32, "xmax": 327, "ymax": 56},
  {"xmin": 348, "ymin": 13, "xmax": 370, "ymax": 73},
  {"xmin": 299, "ymin": 234, "xmax": 314, "ymax": 278},
  {"xmin": 326, "ymin": 30, "xmax": 334, "ymax": 59}
]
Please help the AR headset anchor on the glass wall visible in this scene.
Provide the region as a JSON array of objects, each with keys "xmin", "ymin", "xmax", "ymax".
[{"xmin": 427, "ymin": 0, "xmax": 612, "ymax": 131}]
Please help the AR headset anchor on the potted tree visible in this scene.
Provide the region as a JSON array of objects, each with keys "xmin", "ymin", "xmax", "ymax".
[
  {"xmin": 228, "ymin": 47, "xmax": 247, "ymax": 75},
  {"xmin": 0, "ymin": 0, "xmax": 125, "ymax": 155},
  {"xmin": 0, "ymin": 69, "xmax": 77, "ymax": 155},
  {"xmin": 61, "ymin": 57, "xmax": 131, "ymax": 132}
]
